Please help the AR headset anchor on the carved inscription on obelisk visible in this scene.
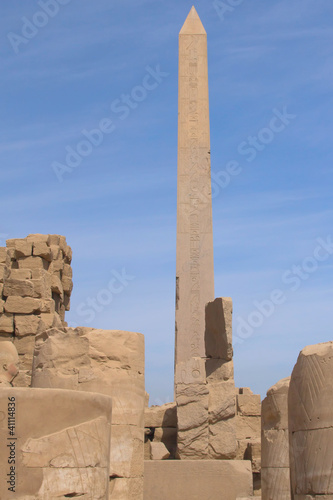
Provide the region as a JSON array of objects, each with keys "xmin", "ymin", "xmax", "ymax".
[{"xmin": 175, "ymin": 7, "xmax": 214, "ymax": 378}]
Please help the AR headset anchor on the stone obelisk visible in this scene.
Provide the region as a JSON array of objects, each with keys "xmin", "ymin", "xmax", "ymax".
[{"xmin": 175, "ymin": 6, "xmax": 214, "ymax": 376}]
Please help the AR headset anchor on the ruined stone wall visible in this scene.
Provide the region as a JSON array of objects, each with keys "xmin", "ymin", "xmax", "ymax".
[{"xmin": 0, "ymin": 234, "xmax": 73, "ymax": 386}]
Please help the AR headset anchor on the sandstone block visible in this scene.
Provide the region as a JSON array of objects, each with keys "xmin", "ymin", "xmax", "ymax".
[
  {"xmin": 13, "ymin": 334, "xmax": 36, "ymax": 371},
  {"xmin": 27, "ymin": 233, "xmax": 49, "ymax": 243},
  {"xmin": 144, "ymin": 460, "xmax": 253, "ymax": 500},
  {"xmin": 109, "ymin": 477, "xmax": 143, "ymax": 500},
  {"xmin": 0, "ymin": 387, "xmax": 112, "ymax": 499},
  {"xmin": 261, "ymin": 429, "xmax": 289, "ymax": 468},
  {"xmin": 62, "ymin": 275, "xmax": 73, "ymax": 294},
  {"xmin": 32, "ymin": 241, "xmax": 53, "ymax": 261},
  {"xmin": 153, "ymin": 427, "xmax": 177, "ymax": 456},
  {"xmin": 261, "ymin": 467, "xmax": 291, "ymax": 500},
  {"xmin": 6, "ymin": 238, "xmax": 32, "ymax": 258},
  {"xmin": 177, "ymin": 423, "xmax": 209, "ymax": 459},
  {"xmin": 235, "ymin": 415, "xmax": 261, "ymax": 441},
  {"xmin": 0, "ymin": 247, "xmax": 8, "ymax": 263},
  {"xmin": 9, "ymin": 268, "xmax": 32, "ymax": 280},
  {"xmin": 208, "ymin": 380, "xmax": 236, "ymax": 422},
  {"xmin": 63, "ymin": 263, "xmax": 73, "ymax": 278},
  {"xmin": 5, "ymin": 296, "xmax": 41, "ymax": 314},
  {"xmin": 206, "ymin": 358, "xmax": 234, "ymax": 381},
  {"xmin": 145, "ymin": 402, "xmax": 177, "ymax": 428},
  {"xmin": 237, "ymin": 394, "xmax": 261, "ymax": 416},
  {"xmin": 3, "ymin": 278, "xmax": 34, "ymax": 297},
  {"xmin": 109, "ymin": 424, "xmax": 144, "ymax": 478},
  {"xmin": 150, "ymin": 442, "xmax": 170, "ymax": 460},
  {"xmin": 262, "ymin": 376, "xmax": 290, "ymax": 431},
  {"xmin": 38, "ymin": 312, "xmax": 63, "ymax": 332},
  {"xmin": 15, "ymin": 315, "xmax": 41, "ymax": 337},
  {"xmin": 31, "ymin": 274, "xmax": 52, "ymax": 299},
  {"xmin": 175, "ymin": 357, "xmax": 206, "ymax": 385},
  {"xmin": 205, "ymin": 297, "xmax": 233, "ymax": 360},
  {"xmin": 239, "ymin": 387, "xmax": 254, "ymax": 395},
  {"xmin": 51, "ymin": 275, "xmax": 64, "ymax": 298},
  {"xmin": 209, "ymin": 418, "xmax": 237, "ymax": 459},
  {"xmin": 64, "ymin": 293, "xmax": 71, "ymax": 311},
  {"xmin": 245, "ymin": 439, "xmax": 261, "ymax": 473},
  {"xmin": 47, "ymin": 234, "xmax": 61, "ymax": 245},
  {"xmin": 40, "ymin": 299, "xmax": 55, "ymax": 313},
  {"xmin": 49, "ymin": 257, "xmax": 64, "ymax": 274},
  {"xmin": 177, "ymin": 383, "xmax": 209, "ymax": 431},
  {"xmin": 18, "ymin": 256, "xmax": 48, "ymax": 270},
  {"xmin": 0, "ymin": 298, "xmax": 4, "ymax": 313}
]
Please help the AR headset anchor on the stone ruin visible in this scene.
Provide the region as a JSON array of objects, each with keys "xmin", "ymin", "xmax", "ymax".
[{"xmin": 1, "ymin": 6, "xmax": 332, "ymax": 500}]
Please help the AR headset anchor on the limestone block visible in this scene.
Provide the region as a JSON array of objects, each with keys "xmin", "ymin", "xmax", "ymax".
[
  {"xmin": 205, "ymin": 297, "xmax": 233, "ymax": 360},
  {"xmin": 235, "ymin": 415, "xmax": 261, "ymax": 441},
  {"xmin": 3, "ymin": 278, "xmax": 34, "ymax": 297},
  {"xmin": 145, "ymin": 402, "xmax": 177, "ymax": 428},
  {"xmin": 6, "ymin": 238, "xmax": 32, "ymax": 258},
  {"xmin": 9, "ymin": 269, "xmax": 32, "ymax": 280},
  {"xmin": 0, "ymin": 313, "xmax": 14, "ymax": 334},
  {"xmin": 143, "ymin": 460, "xmax": 253, "ymax": 500},
  {"xmin": 18, "ymin": 256, "xmax": 48, "ymax": 270},
  {"xmin": 0, "ymin": 387, "xmax": 112, "ymax": 500},
  {"xmin": 150, "ymin": 442, "xmax": 170, "ymax": 460},
  {"xmin": 206, "ymin": 358, "xmax": 234, "ymax": 381},
  {"xmin": 209, "ymin": 418, "xmax": 237, "ymax": 459},
  {"xmin": 109, "ymin": 477, "xmax": 144, "ymax": 500},
  {"xmin": 289, "ymin": 342, "xmax": 333, "ymax": 497},
  {"xmin": 15, "ymin": 315, "xmax": 41, "ymax": 337},
  {"xmin": 32, "ymin": 241, "xmax": 52, "ymax": 261},
  {"xmin": 5, "ymin": 296, "xmax": 41, "ymax": 314},
  {"xmin": 237, "ymin": 394, "xmax": 261, "ymax": 416},
  {"xmin": 208, "ymin": 380, "xmax": 236, "ymax": 423},
  {"xmin": 109, "ymin": 424, "xmax": 144, "ymax": 478}
]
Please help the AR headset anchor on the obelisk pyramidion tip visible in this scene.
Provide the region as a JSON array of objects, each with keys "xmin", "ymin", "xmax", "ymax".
[{"xmin": 179, "ymin": 6, "xmax": 206, "ymax": 35}]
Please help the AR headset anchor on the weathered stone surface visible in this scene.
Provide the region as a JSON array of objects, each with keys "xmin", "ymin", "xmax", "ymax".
[
  {"xmin": 206, "ymin": 358, "xmax": 234, "ymax": 381},
  {"xmin": 205, "ymin": 297, "xmax": 233, "ymax": 360},
  {"xmin": 209, "ymin": 418, "xmax": 237, "ymax": 459},
  {"xmin": 175, "ymin": 357, "xmax": 206, "ymax": 385},
  {"xmin": 0, "ymin": 341, "xmax": 19, "ymax": 386},
  {"xmin": 5, "ymin": 296, "xmax": 41, "ymax": 314},
  {"xmin": 31, "ymin": 272, "xmax": 52, "ymax": 299},
  {"xmin": 15, "ymin": 315, "xmax": 41, "ymax": 337},
  {"xmin": 245, "ymin": 439, "xmax": 261, "ymax": 473},
  {"xmin": 237, "ymin": 394, "xmax": 261, "ymax": 416},
  {"xmin": 18, "ymin": 256, "xmax": 48, "ymax": 270},
  {"xmin": 262, "ymin": 429, "xmax": 289, "ymax": 468},
  {"xmin": 235, "ymin": 415, "xmax": 261, "ymax": 441},
  {"xmin": 145, "ymin": 402, "xmax": 177, "ymax": 428},
  {"xmin": 0, "ymin": 313, "xmax": 14, "ymax": 334},
  {"xmin": 144, "ymin": 460, "xmax": 253, "ymax": 500},
  {"xmin": 6, "ymin": 238, "xmax": 32, "ymax": 258},
  {"xmin": 9, "ymin": 268, "xmax": 32, "ymax": 280},
  {"xmin": 153, "ymin": 427, "xmax": 177, "ymax": 456},
  {"xmin": 177, "ymin": 423, "xmax": 209, "ymax": 459},
  {"xmin": 0, "ymin": 247, "xmax": 8, "ymax": 263},
  {"xmin": 289, "ymin": 342, "xmax": 333, "ymax": 497},
  {"xmin": 177, "ymin": 383, "xmax": 209, "ymax": 431},
  {"xmin": 262, "ymin": 376, "xmax": 290, "ymax": 431},
  {"xmin": 208, "ymin": 380, "xmax": 236, "ymax": 423},
  {"xmin": 261, "ymin": 468, "xmax": 291, "ymax": 500},
  {"xmin": 0, "ymin": 388, "xmax": 112, "ymax": 500},
  {"xmin": 32, "ymin": 241, "xmax": 52, "ymax": 261},
  {"xmin": 3, "ymin": 278, "xmax": 34, "ymax": 297},
  {"xmin": 109, "ymin": 477, "xmax": 144, "ymax": 500},
  {"xmin": 51, "ymin": 275, "xmax": 63, "ymax": 298},
  {"xmin": 110, "ymin": 424, "xmax": 144, "ymax": 478},
  {"xmin": 150, "ymin": 442, "xmax": 170, "ymax": 460}
]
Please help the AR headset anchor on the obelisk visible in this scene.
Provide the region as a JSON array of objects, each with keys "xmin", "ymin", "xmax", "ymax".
[{"xmin": 175, "ymin": 7, "xmax": 214, "ymax": 376}]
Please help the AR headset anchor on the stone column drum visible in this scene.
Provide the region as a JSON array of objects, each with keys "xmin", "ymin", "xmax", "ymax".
[
  {"xmin": 289, "ymin": 342, "xmax": 333, "ymax": 499},
  {"xmin": 261, "ymin": 377, "xmax": 291, "ymax": 500}
]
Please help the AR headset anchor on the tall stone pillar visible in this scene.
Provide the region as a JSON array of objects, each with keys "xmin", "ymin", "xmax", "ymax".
[
  {"xmin": 175, "ymin": 6, "xmax": 214, "ymax": 459},
  {"xmin": 175, "ymin": 6, "xmax": 214, "ymax": 371}
]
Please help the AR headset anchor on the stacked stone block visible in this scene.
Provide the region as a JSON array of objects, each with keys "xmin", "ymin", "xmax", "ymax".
[
  {"xmin": 31, "ymin": 326, "xmax": 145, "ymax": 500},
  {"xmin": 261, "ymin": 377, "xmax": 291, "ymax": 500},
  {"xmin": 144, "ymin": 403, "xmax": 177, "ymax": 459},
  {"xmin": 0, "ymin": 234, "xmax": 73, "ymax": 386}
]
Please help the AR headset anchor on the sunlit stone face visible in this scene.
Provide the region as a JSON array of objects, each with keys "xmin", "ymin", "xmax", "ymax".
[{"xmin": 0, "ymin": 341, "xmax": 19, "ymax": 385}]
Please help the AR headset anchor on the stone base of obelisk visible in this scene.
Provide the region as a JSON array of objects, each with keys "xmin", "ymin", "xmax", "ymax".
[{"xmin": 143, "ymin": 460, "xmax": 253, "ymax": 500}]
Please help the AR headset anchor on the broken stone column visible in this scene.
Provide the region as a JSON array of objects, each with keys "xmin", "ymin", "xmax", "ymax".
[
  {"xmin": 289, "ymin": 342, "xmax": 333, "ymax": 499},
  {"xmin": 0, "ymin": 234, "xmax": 73, "ymax": 386},
  {"xmin": 31, "ymin": 326, "xmax": 145, "ymax": 500},
  {"xmin": 0, "ymin": 387, "xmax": 112, "ymax": 500},
  {"xmin": 261, "ymin": 377, "xmax": 291, "ymax": 500}
]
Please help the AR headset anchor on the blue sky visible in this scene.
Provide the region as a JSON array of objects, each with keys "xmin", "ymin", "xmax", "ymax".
[{"xmin": 1, "ymin": 0, "xmax": 332, "ymax": 403}]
